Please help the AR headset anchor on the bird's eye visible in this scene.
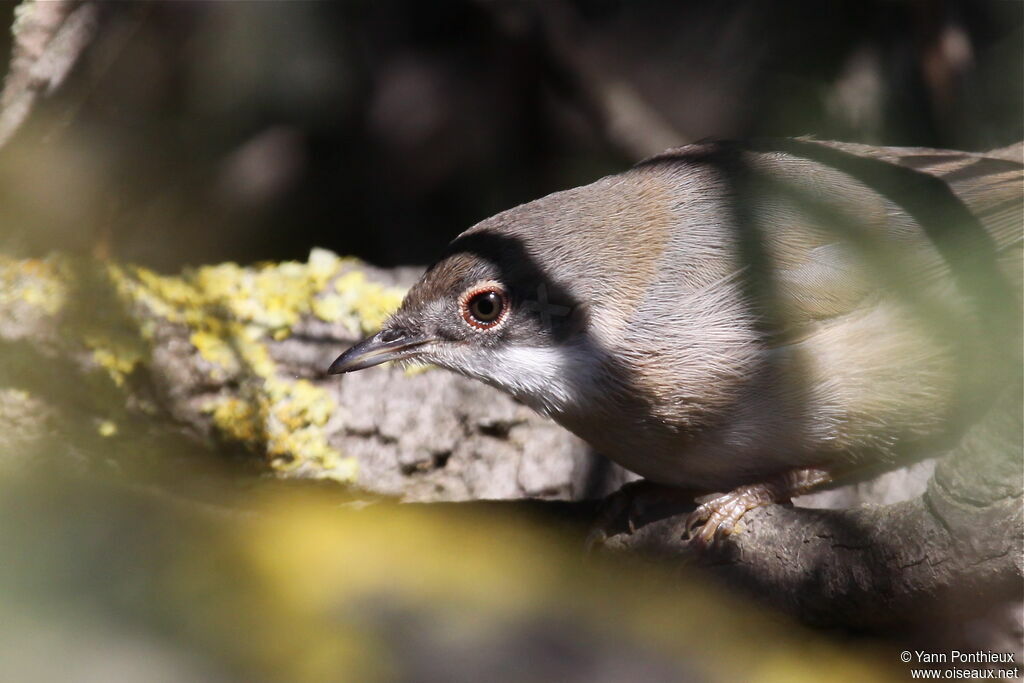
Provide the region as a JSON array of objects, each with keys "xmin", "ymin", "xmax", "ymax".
[{"xmin": 460, "ymin": 285, "xmax": 508, "ymax": 330}]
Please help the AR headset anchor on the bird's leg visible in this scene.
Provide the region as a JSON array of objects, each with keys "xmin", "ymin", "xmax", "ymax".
[{"xmin": 685, "ymin": 467, "xmax": 833, "ymax": 549}]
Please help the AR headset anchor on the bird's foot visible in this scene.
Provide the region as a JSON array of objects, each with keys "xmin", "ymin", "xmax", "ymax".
[
  {"xmin": 685, "ymin": 467, "xmax": 832, "ymax": 550},
  {"xmin": 684, "ymin": 486, "xmax": 776, "ymax": 550},
  {"xmin": 585, "ymin": 479, "xmax": 696, "ymax": 552}
]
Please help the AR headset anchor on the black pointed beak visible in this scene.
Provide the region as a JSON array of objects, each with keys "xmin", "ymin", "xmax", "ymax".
[{"xmin": 328, "ymin": 328, "xmax": 429, "ymax": 375}]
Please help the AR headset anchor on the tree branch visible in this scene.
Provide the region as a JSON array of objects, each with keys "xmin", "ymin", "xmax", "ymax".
[{"xmin": 599, "ymin": 377, "xmax": 1022, "ymax": 629}]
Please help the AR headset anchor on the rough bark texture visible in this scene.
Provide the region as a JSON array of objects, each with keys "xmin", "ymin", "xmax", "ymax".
[{"xmin": 0, "ymin": 250, "xmax": 1018, "ymax": 636}]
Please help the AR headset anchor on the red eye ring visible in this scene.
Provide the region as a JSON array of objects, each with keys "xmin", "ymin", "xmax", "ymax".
[{"xmin": 459, "ymin": 284, "xmax": 509, "ymax": 331}]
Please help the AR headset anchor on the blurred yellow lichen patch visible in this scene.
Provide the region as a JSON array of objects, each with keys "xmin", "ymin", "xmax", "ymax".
[
  {"xmin": 222, "ymin": 497, "xmax": 899, "ymax": 683},
  {"xmin": 189, "ymin": 327, "xmax": 241, "ymax": 376},
  {"xmin": 1, "ymin": 471, "xmax": 900, "ymax": 683},
  {"xmin": 83, "ymin": 330, "xmax": 146, "ymax": 387},
  {"xmin": 107, "ymin": 248, "xmax": 399, "ymax": 481},
  {"xmin": 0, "ymin": 254, "xmax": 68, "ymax": 315},
  {"xmin": 204, "ymin": 397, "xmax": 261, "ymax": 443}
]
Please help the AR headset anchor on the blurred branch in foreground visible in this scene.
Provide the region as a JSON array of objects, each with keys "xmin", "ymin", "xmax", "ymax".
[{"xmin": 0, "ymin": 472, "xmax": 902, "ymax": 682}]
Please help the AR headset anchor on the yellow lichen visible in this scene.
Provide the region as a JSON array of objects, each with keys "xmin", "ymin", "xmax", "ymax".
[
  {"xmin": 204, "ymin": 397, "xmax": 262, "ymax": 444},
  {"xmin": 83, "ymin": 331, "xmax": 146, "ymax": 387},
  {"xmin": 0, "ymin": 254, "xmax": 68, "ymax": 316},
  {"xmin": 0, "ymin": 255, "xmax": 146, "ymax": 387},
  {"xmin": 111, "ymin": 248, "xmax": 402, "ymax": 481},
  {"xmin": 328, "ymin": 270, "xmax": 405, "ymax": 333},
  {"xmin": 0, "ymin": 251, "xmax": 389, "ymax": 480},
  {"xmin": 97, "ymin": 420, "xmax": 118, "ymax": 437},
  {"xmin": 189, "ymin": 330, "xmax": 241, "ymax": 377},
  {"xmin": 261, "ymin": 378, "xmax": 340, "ymax": 469}
]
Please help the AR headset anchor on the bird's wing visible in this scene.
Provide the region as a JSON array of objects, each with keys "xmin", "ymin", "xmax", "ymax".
[
  {"xmin": 852, "ymin": 141, "xmax": 1023, "ymax": 256},
  {"xmin": 748, "ymin": 140, "xmax": 1022, "ymax": 337}
]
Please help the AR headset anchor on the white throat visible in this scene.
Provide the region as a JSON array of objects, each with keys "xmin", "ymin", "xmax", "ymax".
[{"xmin": 443, "ymin": 342, "xmax": 601, "ymax": 417}]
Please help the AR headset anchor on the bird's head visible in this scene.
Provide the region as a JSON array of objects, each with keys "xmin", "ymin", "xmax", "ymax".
[
  {"xmin": 328, "ymin": 226, "xmax": 594, "ymax": 416},
  {"xmin": 328, "ymin": 171, "xmax": 691, "ymax": 417}
]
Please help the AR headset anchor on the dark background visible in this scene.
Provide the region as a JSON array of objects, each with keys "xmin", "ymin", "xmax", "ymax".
[{"xmin": 0, "ymin": 0, "xmax": 1020, "ymax": 271}]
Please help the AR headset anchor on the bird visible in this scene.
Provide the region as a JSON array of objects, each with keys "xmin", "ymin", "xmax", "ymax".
[{"xmin": 329, "ymin": 138, "xmax": 1023, "ymax": 546}]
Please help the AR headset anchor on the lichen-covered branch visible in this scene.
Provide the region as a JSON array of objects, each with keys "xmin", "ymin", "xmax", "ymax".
[{"xmin": 0, "ymin": 250, "xmax": 620, "ymax": 500}]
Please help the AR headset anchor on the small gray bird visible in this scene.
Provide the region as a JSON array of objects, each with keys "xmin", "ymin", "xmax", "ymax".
[{"xmin": 330, "ymin": 138, "xmax": 1022, "ymax": 545}]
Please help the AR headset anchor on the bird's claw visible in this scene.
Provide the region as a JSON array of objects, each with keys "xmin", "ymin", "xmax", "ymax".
[
  {"xmin": 685, "ymin": 492, "xmax": 745, "ymax": 549},
  {"xmin": 684, "ymin": 468, "xmax": 833, "ymax": 549},
  {"xmin": 684, "ymin": 486, "xmax": 776, "ymax": 549}
]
